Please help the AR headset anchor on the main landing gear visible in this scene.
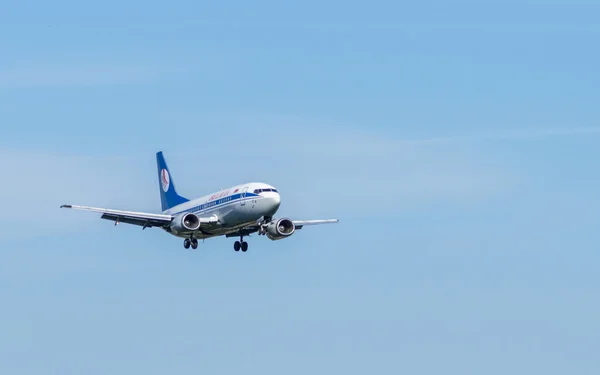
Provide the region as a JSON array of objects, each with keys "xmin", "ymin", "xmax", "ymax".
[
  {"xmin": 234, "ymin": 235, "xmax": 248, "ymax": 252},
  {"xmin": 184, "ymin": 238, "xmax": 198, "ymax": 250}
]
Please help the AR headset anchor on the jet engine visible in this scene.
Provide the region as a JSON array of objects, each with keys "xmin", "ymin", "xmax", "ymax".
[
  {"xmin": 170, "ymin": 212, "xmax": 201, "ymax": 234},
  {"xmin": 265, "ymin": 218, "xmax": 296, "ymax": 241}
]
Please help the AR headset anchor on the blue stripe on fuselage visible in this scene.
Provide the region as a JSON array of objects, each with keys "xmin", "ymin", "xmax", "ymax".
[{"xmin": 171, "ymin": 192, "xmax": 259, "ymax": 216}]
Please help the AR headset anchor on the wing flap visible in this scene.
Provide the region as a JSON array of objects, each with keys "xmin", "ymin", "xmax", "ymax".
[
  {"xmin": 100, "ymin": 213, "xmax": 167, "ymax": 228},
  {"xmin": 198, "ymin": 215, "xmax": 219, "ymax": 224},
  {"xmin": 293, "ymin": 219, "xmax": 339, "ymax": 230},
  {"xmin": 61, "ymin": 204, "xmax": 173, "ymax": 228}
]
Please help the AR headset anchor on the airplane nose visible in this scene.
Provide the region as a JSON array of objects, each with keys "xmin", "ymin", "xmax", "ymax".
[
  {"xmin": 267, "ymin": 193, "xmax": 281, "ymax": 214},
  {"xmin": 271, "ymin": 193, "xmax": 281, "ymax": 209}
]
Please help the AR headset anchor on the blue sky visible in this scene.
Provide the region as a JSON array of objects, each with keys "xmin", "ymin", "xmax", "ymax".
[{"xmin": 1, "ymin": 1, "xmax": 600, "ymax": 373}]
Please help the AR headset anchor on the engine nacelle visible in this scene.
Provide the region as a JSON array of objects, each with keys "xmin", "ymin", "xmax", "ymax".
[
  {"xmin": 265, "ymin": 218, "xmax": 295, "ymax": 241},
  {"xmin": 170, "ymin": 212, "xmax": 201, "ymax": 234}
]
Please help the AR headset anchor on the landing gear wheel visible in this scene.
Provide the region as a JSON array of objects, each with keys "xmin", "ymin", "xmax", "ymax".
[
  {"xmin": 234, "ymin": 241, "xmax": 241, "ymax": 251},
  {"xmin": 241, "ymin": 241, "xmax": 248, "ymax": 252},
  {"xmin": 184, "ymin": 239, "xmax": 191, "ymax": 249},
  {"xmin": 191, "ymin": 239, "xmax": 198, "ymax": 250}
]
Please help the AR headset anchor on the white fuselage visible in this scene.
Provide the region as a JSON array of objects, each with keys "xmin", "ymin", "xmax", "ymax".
[{"xmin": 162, "ymin": 182, "xmax": 281, "ymax": 239}]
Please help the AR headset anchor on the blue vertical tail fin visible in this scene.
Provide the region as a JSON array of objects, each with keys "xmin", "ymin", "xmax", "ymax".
[{"xmin": 156, "ymin": 151, "xmax": 189, "ymax": 211}]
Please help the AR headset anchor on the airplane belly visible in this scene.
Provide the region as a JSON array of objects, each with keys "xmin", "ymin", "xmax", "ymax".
[
  {"xmin": 195, "ymin": 198, "xmax": 260, "ymax": 233},
  {"xmin": 219, "ymin": 200, "xmax": 259, "ymax": 225},
  {"xmin": 182, "ymin": 196, "xmax": 273, "ymax": 239}
]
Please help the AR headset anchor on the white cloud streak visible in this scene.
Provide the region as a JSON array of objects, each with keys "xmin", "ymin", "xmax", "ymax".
[
  {"xmin": 401, "ymin": 127, "xmax": 600, "ymax": 144},
  {"xmin": 8, "ymin": 121, "xmax": 592, "ymax": 240},
  {"xmin": 1, "ymin": 150, "xmax": 158, "ymax": 239},
  {"xmin": 0, "ymin": 60, "xmax": 174, "ymax": 88}
]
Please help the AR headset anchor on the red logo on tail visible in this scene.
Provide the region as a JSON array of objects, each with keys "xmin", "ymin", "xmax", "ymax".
[{"xmin": 161, "ymin": 169, "xmax": 170, "ymax": 192}]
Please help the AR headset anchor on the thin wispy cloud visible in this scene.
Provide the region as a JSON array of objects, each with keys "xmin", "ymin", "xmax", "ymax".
[
  {"xmin": 6, "ymin": 122, "xmax": 592, "ymax": 240},
  {"xmin": 0, "ymin": 61, "xmax": 173, "ymax": 88},
  {"xmin": 402, "ymin": 127, "xmax": 600, "ymax": 144},
  {"xmin": 0, "ymin": 126, "xmax": 513, "ymax": 240},
  {"xmin": 1, "ymin": 149, "xmax": 157, "ymax": 239}
]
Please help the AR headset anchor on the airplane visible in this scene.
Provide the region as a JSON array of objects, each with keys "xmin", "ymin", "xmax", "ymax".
[{"xmin": 60, "ymin": 151, "xmax": 339, "ymax": 251}]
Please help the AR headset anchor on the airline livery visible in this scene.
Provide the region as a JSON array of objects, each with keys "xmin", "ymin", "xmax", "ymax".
[{"xmin": 61, "ymin": 152, "xmax": 339, "ymax": 251}]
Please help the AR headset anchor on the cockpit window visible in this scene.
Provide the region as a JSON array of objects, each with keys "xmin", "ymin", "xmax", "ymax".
[{"xmin": 254, "ymin": 188, "xmax": 278, "ymax": 194}]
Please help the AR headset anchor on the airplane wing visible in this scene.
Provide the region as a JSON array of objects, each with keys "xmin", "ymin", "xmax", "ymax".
[
  {"xmin": 292, "ymin": 219, "xmax": 339, "ymax": 229},
  {"xmin": 225, "ymin": 218, "xmax": 339, "ymax": 238},
  {"xmin": 60, "ymin": 204, "xmax": 173, "ymax": 229}
]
